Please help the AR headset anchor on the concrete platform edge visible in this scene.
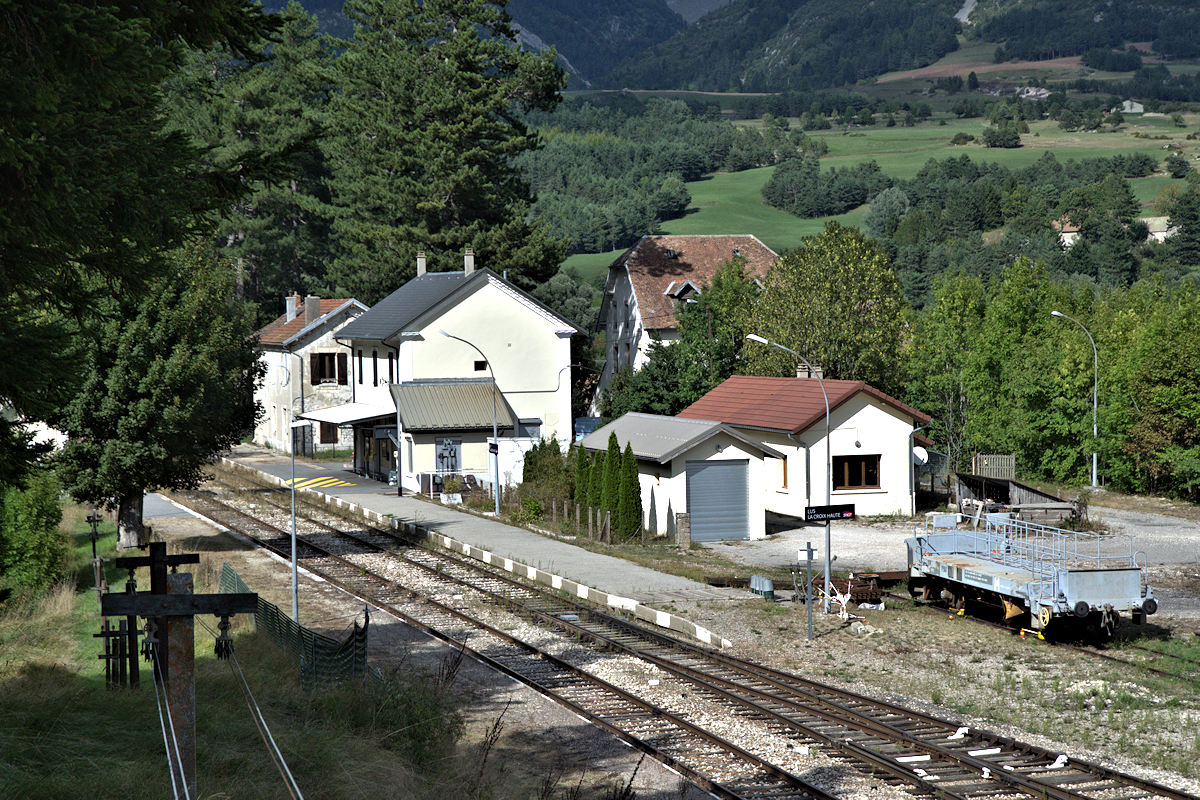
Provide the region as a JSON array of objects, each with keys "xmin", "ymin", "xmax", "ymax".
[{"xmin": 220, "ymin": 457, "xmax": 734, "ymax": 650}]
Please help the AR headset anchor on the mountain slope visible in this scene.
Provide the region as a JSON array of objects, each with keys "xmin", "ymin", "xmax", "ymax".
[
  {"xmin": 507, "ymin": 0, "xmax": 684, "ymax": 86},
  {"xmin": 603, "ymin": 0, "xmax": 962, "ymax": 92}
]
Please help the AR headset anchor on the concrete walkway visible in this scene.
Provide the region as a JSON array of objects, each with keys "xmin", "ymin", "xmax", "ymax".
[{"xmin": 223, "ymin": 445, "xmax": 749, "ymax": 607}]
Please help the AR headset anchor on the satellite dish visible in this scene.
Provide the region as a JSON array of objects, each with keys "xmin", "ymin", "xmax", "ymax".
[{"xmin": 912, "ymin": 446, "xmax": 929, "ymax": 466}]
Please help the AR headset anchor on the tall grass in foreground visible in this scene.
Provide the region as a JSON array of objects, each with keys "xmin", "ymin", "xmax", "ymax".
[{"xmin": 0, "ymin": 510, "xmax": 472, "ymax": 800}]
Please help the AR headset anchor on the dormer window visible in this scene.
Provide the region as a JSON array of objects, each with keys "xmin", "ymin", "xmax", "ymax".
[{"xmin": 663, "ymin": 280, "xmax": 701, "ymax": 301}]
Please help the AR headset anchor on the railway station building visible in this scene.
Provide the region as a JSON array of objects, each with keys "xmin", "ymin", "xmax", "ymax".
[{"xmin": 299, "ymin": 250, "xmax": 580, "ymax": 494}]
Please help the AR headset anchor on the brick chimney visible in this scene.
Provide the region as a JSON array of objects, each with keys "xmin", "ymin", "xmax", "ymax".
[
  {"xmin": 285, "ymin": 293, "xmax": 300, "ymax": 322},
  {"xmin": 463, "ymin": 247, "xmax": 475, "ymax": 275},
  {"xmin": 304, "ymin": 294, "xmax": 320, "ymax": 327},
  {"xmin": 416, "ymin": 250, "xmax": 427, "ymax": 277}
]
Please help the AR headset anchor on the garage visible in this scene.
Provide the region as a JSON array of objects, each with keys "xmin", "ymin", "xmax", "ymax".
[
  {"xmin": 686, "ymin": 459, "xmax": 749, "ymax": 541},
  {"xmin": 579, "ymin": 413, "xmax": 779, "ymax": 541}
]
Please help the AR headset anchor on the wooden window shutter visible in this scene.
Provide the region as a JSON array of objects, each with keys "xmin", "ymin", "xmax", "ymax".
[
  {"xmin": 310, "ymin": 353, "xmax": 320, "ymax": 385},
  {"xmin": 336, "ymin": 352, "xmax": 347, "ymax": 385}
]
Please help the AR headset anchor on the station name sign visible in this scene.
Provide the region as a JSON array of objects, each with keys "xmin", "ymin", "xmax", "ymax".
[{"xmin": 805, "ymin": 504, "xmax": 855, "ymax": 522}]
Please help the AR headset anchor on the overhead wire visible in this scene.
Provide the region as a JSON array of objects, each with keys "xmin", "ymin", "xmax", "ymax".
[
  {"xmin": 149, "ymin": 648, "xmax": 182, "ymax": 800},
  {"xmin": 151, "ymin": 642, "xmax": 191, "ymax": 800},
  {"xmin": 199, "ymin": 617, "xmax": 305, "ymax": 800}
]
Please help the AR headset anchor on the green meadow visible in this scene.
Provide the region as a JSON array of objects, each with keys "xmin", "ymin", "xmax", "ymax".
[{"xmin": 562, "ymin": 111, "xmax": 1197, "ymax": 278}]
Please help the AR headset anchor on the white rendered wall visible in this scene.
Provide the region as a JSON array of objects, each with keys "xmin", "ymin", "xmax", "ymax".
[
  {"xmin": 253, "ymin": 322, "xmax": 357, "ymax": 453},
  {"xmin": 727, "ymin": 394, "xmax": 917, "ymax": 519},
  {"xmin": 637, "ymin": 432, "xmax": 769, "ymax": 541}
]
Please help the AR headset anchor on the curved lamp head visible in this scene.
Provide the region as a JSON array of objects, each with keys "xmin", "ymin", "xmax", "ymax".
[
  {"xmin": 1050, "ymin": 310, "xmax": 1065, "ymax": 319},
  {"xmin": 437, "ymin": 328, "xmax": 451, "ymax": 337},
  {"xmin": 745, "ymin": 333, "xmax": 769, "ymax": 345}
]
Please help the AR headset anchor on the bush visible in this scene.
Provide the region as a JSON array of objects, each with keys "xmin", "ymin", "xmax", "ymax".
[{"xmin": 0, "ymin": 471, "xmax": 65, "ymax": 596}]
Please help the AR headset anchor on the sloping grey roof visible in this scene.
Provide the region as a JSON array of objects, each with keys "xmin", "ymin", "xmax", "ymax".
[
  {"xmin": 389, "ymin": 379, "xmax": 516, "ymax": 432},
  {"xmin": 337, "ymin": 272, "xmax": 469, "ymax": 341},
  {"xmin": 336, "ymin": 267, "xmax": 582, "ymax": 343},
  {"xmin": 580, "ymin": 413, "xmax": 784, "ymax": 464}
]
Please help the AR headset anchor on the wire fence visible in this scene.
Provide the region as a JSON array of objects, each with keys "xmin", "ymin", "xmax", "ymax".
[{"xmin": 219, "ymin": 563, "xmax": 371, "ymax": 686}]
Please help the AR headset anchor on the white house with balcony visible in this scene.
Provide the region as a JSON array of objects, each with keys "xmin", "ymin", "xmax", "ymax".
[
  {"xmin": 300, "ymin": 250, "xmax": 580, "ymax": 494},
  {"xmin": 679, "ymin": 375, "xmax": 931, "ymax": 518},
  {"xmin": 596, "ymin": 235, "xmax": 777, "ymax": 394},
  {"xmin": 252, "ymin": 294, "xmax": 368, "ymax": 454}
]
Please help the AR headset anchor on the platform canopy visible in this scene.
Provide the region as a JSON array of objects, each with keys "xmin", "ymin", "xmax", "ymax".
[
  {"xmin": 388, "ymin": 378, "xmax": 516, "ymax": 432},
  {"xmin": 297, "ymin": 400, "xmax": 394, "ymax": 426}
]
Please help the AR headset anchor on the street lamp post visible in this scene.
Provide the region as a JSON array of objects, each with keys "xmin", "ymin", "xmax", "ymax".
[
  {"xmin": 1051, "ymin": 311, "xmax": 1099, "ymax": 488},
  {"xmin": 746, "ymin": 334, "xmax": 833, "ymax": 613},
  {"xmin": 288, "ymin": 419, "xmax": 308, "ymax": 623},
  {"xmin": 438, "ymin": 330, "xmax": 501, "ymax": 515}
]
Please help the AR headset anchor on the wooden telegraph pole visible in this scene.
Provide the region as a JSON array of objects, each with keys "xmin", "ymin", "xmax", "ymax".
[{"xmin": 102, "ymin": 542, "xmax": 257, "ymax": 797}]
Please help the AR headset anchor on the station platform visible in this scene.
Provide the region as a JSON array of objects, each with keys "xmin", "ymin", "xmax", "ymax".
[{"xmin": 174, "ymin": 446, "xmax": 754, "ymax": 647}]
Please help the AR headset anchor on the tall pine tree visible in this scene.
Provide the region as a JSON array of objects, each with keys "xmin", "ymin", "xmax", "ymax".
[
  {"xmin": 324, "ymin": 0, "xmax": 566, "ymax": 303},
  {"xmin": 163, "ymin": 2, "xmax": 337, "ymax": 319}
]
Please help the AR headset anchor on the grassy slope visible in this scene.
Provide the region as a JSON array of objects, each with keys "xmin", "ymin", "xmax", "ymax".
[
  {"xmin": 0, "ymin": 509, "xmax": 467, "ymax": 800},
  {"xmin": 563, "ymin": 112, "xmax": 1195, "ymax": 273}
]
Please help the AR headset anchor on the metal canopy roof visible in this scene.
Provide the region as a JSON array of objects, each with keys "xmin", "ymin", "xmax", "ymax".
[
  {"xmin": 579, "ymin": 413, "xmax": 784, "ymax": 464},
  {"xmin": 389, "ymin": 379, "xmax": 516, "ymax": 432},
  {"xmin": 297, "ymin": 401, "xmax": 395, "ymax": 426}
]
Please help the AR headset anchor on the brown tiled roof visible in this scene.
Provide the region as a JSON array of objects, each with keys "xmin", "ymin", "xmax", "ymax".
[
  {"xmin": 615, "ymin": 235, "xmax": 777, "ymax": 330},
  {"xmin": 256, "ymin": 299, "xmax": 358, "ymax": 346},
  {"xmin": 678, "ymin": 375, "xmax": 930, "ymax": 434}
]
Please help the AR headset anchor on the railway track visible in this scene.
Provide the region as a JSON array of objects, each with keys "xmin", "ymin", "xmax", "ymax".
[{"xmin": 170, "ymin": 469, "xmax": 1197, "ymax": 800}]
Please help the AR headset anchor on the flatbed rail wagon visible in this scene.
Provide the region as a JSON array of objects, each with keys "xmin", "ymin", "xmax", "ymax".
[{"xmin": 905, "ymin": 513, "xmax": 1157, "ymax": 639}]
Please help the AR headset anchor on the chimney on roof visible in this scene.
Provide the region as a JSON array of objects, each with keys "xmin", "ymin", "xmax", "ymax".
[
  {"xmin": 464, "ymin": 247, "xmax": 475, "ymax": 275},
  {"xmin": 285, "ymin": 293, "xmax": 300, "ymax": 322},
  {"xmin": 304, "ymin": 294, "xmax": 320, "ymax": 327},
  {"xmin": 416, "ymin": 250, "xmax": 426, "ymax": 277},
  {"xmin": 796, "ymin": 363, "xmax": 824, "ymax": 380}
]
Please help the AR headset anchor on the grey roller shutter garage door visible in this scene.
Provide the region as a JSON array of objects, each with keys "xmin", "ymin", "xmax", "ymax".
[{"xmin": 686, "ymin": 459, "xmax": 749, "ymax": 542}]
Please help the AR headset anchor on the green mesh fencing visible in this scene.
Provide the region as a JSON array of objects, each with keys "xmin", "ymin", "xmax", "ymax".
[{"xmin": 220, "ymin": 562, "xmax": 370, "ymax": 685}]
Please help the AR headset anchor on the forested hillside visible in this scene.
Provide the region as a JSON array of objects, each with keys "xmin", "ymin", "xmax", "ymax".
[
  {"xmin": 604, "ymin": 0, "xmax": 961, "ymax": 92},
  {"xmin": 505, "ymin": 0, "xmax": 683, "ymax": 86},
  {"xmin": 973, "ymin": 0, "xmax": 1200, "ymax": 62},
  {"xmin": 274, "ymin": 0, "xmax": 683, "ymax": 86}
]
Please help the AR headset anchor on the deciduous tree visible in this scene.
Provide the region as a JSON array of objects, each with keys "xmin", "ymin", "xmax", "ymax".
[
  {"xmin": 0, "ymin": 0, "xmax": 275, "ymax": 483},
  {"xmin": 743, "ymin": 222, "xmax": 908, "ymax": 394},
  {"xmin": 56, "ymin": 243, "xmax": 264, "ymax": 549}
]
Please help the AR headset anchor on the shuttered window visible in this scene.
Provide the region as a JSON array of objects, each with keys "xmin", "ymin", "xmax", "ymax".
[
  {"xmin": 310, "ymin": 352, "xmax": 346, "ymax": 385},
  {"xmin": 319, "ymin": 422, "xmax": 337, "ymax": 444}
]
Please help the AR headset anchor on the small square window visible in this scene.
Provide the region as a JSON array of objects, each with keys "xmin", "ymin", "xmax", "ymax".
[{"xmin": 474, "ymin": 360, "xmax": 487, "ymax": 371}]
